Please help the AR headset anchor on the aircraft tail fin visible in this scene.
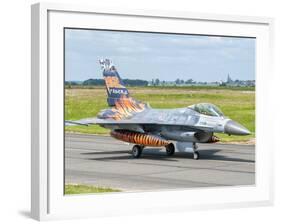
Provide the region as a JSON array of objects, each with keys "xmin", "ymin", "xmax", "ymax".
[
  {"xmin": 99, "ymin": 59, "xmax": 131, "ymax": 106},
  {"xmin": 98, "ymin": 59, "xmax": 149, "ymax": 119}
]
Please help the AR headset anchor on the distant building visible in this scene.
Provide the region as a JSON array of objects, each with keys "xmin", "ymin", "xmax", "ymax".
[
  {"xmin": 147, "ymin": 75, "xmax": 255, "ymax": 87},
  {"xmin": 224, "ymin": 74, "xmax": 255, "ymax": 87},
  {"xmin": 227, "ymin": 74, "xmax": 233, "ymax": 84}
]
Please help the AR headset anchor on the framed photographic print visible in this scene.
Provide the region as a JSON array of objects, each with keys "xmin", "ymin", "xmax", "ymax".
[{"xmin": 31, "ymin": 2, "xmax": 274, "ymax": 221}]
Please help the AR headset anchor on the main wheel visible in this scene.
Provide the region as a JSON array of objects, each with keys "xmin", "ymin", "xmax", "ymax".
[
  {"xmin": 132, "ymin": 145, "xmax": 143, "ymax": 158},
  {"xmin": 165, "ymin": 143, "xmax": 175, "ymax": 156},
  {"xmin": 193, "ymin": 151, "xmax": 200, "ymax": 160}
]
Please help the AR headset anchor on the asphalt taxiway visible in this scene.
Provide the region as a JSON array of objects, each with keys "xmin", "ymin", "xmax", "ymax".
[{"xmin": 65, "ymin": 133, "xmax": 255, "ymax": 191}]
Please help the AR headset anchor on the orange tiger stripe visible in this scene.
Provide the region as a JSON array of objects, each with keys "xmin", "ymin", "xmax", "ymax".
[
  {"xmin": 139, "ymin": 135, "xmax": 142, "ymax": 144},
  {"xmin": 144, "ymin": 135, "xmax": 149, "ymax": 145},
  {"xmin": 110, "ymin": 130, "xmax": 170, "ymax": 146}
]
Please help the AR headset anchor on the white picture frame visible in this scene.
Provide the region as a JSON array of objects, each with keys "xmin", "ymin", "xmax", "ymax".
[{"xmin": 31, "ymin": 2, "xmax": 274, "ymax": 221}]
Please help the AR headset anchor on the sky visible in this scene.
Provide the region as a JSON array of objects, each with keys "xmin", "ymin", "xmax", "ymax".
[{"xmin": 65, "ymin": 29, "xmax": 255, "ymax": 82}]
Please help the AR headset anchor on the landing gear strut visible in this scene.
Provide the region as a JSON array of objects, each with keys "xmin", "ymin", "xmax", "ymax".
[
  {"xmin": 165, "ymin": 143, "xmax": 175, "ymax": 156},
  {"xmin": 132, "ymin": 145, "xmax": 143, "ymax": 158},
  {"xmin": 192, "ymin": 142, "xmax": 200, "ymax": 160}
]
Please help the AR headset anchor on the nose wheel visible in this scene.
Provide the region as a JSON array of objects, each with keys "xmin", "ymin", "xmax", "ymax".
[
  {"xmin": 192, "ymin": 143, "xmax": 200, "ymax": 160},
  {"xmin": 193, "ymin": 151, "xmax": 200, "ymax": 160}
]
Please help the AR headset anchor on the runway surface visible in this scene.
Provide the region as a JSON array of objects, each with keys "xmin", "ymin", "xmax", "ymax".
[{"xmin": 65, "ymin": 133, "xmax": 255, "ymax": 191}]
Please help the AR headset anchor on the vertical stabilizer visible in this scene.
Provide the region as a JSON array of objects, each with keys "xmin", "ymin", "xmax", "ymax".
[
  {"xmin": 98, "ymin": 59, "xmax": 149, "ymax": 120},
  {"xmin": 99, "ymin": 59, "xmax": 130, "ymax": 106}
]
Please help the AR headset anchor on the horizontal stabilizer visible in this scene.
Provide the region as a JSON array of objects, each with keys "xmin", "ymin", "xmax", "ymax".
[
  {"xmin": 65, "ymin": 120, "xmax": 88, "ymax": 126},
  {"xmin": 65, "ymin": 118, "xmax": 98, "ymax": 126}
]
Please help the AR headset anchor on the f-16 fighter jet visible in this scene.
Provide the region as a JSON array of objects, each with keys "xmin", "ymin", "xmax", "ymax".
[{"xmin": 66, "ymin": 59, "xmax": 250, "ymax": 159}]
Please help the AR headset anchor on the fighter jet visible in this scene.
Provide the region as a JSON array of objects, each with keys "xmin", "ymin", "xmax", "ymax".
[{"xmin": 66, "ymin": 59, "xmax": 250, "ymax": 159}]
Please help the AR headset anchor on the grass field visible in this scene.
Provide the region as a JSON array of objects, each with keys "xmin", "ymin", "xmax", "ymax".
[
  {"xmin": 65, "ymin": 86, "xmax": 255, "ymax": 142},
  {"xmin": 65, "ymin": 184, "xmax": 121, "ymax": 195}
]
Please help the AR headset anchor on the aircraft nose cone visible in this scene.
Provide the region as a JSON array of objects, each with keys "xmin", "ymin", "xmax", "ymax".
[{"xmin": 224, "ymin": 120, "xmax": 250, "ymax": 135}]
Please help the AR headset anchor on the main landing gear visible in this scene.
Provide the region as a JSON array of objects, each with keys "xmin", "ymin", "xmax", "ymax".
[
  {"xmin": 131, "ymin": 143, "xmax": 176, "ymax": 158},
  {"xmin": 132, "ymin": 145, "xmax": 144, "ymax": 158},
  {"xmin": 165, "ymin": 143, "xmax": 175, "ymax": 156},
  {"xmin": 131, "ymin": 142, "xmax": 200, "ymax": 159}
]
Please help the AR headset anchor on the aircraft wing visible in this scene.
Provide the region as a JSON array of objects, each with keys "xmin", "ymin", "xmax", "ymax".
[
  {"xmin": 65, "ymin": 117, "xmax": 157, "ymax": 126},
  {"xmin": 65, "ymin": 117, "xmax": 211, "ymax": 132}
]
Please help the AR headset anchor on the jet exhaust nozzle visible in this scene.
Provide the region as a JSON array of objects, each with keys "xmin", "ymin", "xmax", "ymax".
[{"xmin": 224, "ymin": 120, "xmax": 250, "ymax": 136}]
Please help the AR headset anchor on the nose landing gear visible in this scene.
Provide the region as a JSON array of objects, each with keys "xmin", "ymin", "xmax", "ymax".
[{"xmin": 192, "ymin": 142, "xmax": 200, "ymax": 160}]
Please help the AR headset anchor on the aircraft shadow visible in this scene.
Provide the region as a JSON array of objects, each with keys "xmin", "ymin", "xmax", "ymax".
[
  {"xmin": 82, "ymin": 150, "xmax": 130, "ymax": 155},
  {"xmin": 84, "ymin": 149, "xmax": 179, "ymax": 162},
  {"xmin": 81, "ymin": 148, "xmax": 255, "ymax": 163},
  {"xmin": 198, "ymin": 149, "xmax": 255, "ymax": 163}
]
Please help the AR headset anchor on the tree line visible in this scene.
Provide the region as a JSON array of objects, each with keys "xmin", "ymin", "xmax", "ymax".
[{"xmin": 65, "ymin": 78, "xmax": 149, "ymax": 87}]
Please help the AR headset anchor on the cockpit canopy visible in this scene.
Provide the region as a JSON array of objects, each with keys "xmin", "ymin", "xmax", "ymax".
[{"xmin": 189, "ymin": 103, "xmax": 224, "ymax": 117}]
